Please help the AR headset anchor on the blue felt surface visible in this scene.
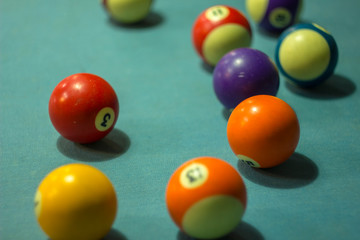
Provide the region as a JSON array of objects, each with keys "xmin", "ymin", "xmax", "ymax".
[{"xmin": 1, "ymin": 0, "xmax": 360, "ymax": 240}]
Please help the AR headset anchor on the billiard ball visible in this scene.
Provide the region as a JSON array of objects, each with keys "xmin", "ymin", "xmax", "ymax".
[
  {"xmin": 34, "ymin": 163, "xmax": 117, "ymax": 240},
  {"xmin": 227, "ymin": 95, "xmax": 300, "ymax": 168},
  {"xmin": 213, "ymin": 48, "xmax": 279, "ymax": 110},
  {"xmin": 49, "ymin": 73, "xmax": 119, "ymax": 144},
  {"xmin": 102, "ymin": 0, "xmax": 153, "ymax": 24},
  {"xmin": 246, "ymin": 0, "xmax": 302, "ymax": 33},
  {"xmin": 192, "ymin": 5, "xmax": 252, "ymax": 66},
  {"xmin": 275, "ymin": 23, "xmax": 338, "ymax": 87},
  {"xmin": 166, "ymin": 156, "xmax": 247, "ymax": 239}
]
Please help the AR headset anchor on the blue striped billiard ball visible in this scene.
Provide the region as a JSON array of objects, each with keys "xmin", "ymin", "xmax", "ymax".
[
  {"xmin": 275, "ymin": 23, "xmax": 338, "ymax": 87},
  {"xmin": 246, "ymin": 0, "xmax": 303, "ymax": 33}
]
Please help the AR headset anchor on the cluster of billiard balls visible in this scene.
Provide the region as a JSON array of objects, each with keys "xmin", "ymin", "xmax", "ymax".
[
  {"xmin": 35, "ymin": 1, "xmax": 339, "ymax": 240},
  {"xmin": 193, "ymin": 2, "xmax": 338, "ymax": 89}
]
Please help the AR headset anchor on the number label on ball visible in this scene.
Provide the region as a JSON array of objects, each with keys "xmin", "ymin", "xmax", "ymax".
[
  {"xmin": 237, "ymin": 154, "xmax": 260, "ymax": 168},
  {"xmin": 95, "ymin": 107, "xmax": 115, "ymax": 132},
  {"xmin": 269, "ymin": 8, "xmax": 292, "ymax": 28},
  {"xmin": 34, "ymin": 190, "xmax": 42, "ymax": 218},
  {"xmin": 180, "ymin": 163, "xmax": 208, "ymax": 189},
  {"xmin": 205, "ymin": 6, "xmax": 229, "ymax": 22}
]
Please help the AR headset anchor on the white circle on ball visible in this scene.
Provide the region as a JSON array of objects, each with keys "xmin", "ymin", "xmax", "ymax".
[
  {"xmin": 205, "ymin": 6, "xmax": 230, "ymax": 22},
  {"xmin": 95, "ymin": 107, "xmax": 116, "ymax": 132},
  {"xmin": 269, "ymin": 7, "xmax": 292, "ymax": 28},
  {"xmin": 180, "ymin": 163, "xmax": 209, "ymax": 189},
  {"xmin": 34, "ymin": 190, "xmax": 42, "ymax": 218},
  {"xmin": 237, "ymin": 154, "xmax": 261, "ymax": 168}
]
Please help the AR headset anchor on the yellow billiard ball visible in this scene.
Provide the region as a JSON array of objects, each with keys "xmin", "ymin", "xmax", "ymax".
[
  {"xmin": 102, "ymin": 0, "xmax": 153, "ymax": 24},
  {"xmin": 34, "ymin": 163, "xmax": 117, "ymax": 240}
]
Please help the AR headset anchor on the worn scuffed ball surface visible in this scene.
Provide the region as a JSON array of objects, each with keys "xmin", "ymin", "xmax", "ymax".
[{"xmin": 49, "ymin": 73, "xmax": 119, "ymax": 144}]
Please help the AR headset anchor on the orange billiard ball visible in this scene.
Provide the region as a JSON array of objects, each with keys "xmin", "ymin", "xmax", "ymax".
[
  {"xmin": 34, "ymin": 163, "xmax": 117, "ymax": 240},
  {"xmin": 227, "ymin": 95, "xmax": 300, "ymax": 168},
  {"xmin": 165, "ymin": 156, "xmax": 247, "ymax": 239}
]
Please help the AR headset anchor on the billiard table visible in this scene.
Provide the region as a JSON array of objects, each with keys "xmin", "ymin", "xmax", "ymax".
[{"xmin": 1, "ymin": 0, "xmax": 359, "ymax": 239}]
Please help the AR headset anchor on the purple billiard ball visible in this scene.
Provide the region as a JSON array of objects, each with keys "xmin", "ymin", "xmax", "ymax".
[
  {"xmin": 213, "ymin": 48, "xmax": 279, "ymax": 109},
  {"xmin": 246, "ymin": 0, "xmax": 303, "ymax": 33}
]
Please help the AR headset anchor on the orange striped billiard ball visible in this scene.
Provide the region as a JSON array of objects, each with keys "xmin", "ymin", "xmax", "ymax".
[
  {"xmin": 166, "ymin": 157, "xmax": 247, "ymax": 239},
  {"xmin": 227, "ymin": 95, "xmax": 300, "ymax": 168},
  {"xmin": 34, "ymin": 163, "xmax": 117, "ymax": 240}
]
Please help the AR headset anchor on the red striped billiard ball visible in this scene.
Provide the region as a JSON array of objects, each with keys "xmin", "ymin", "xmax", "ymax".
[
  {"xmin": 166, "ymin": 156, "xmax": 247, "ymax": 239},
  {"xmin": 49, "ymin": 73, "xmax": 119, "ymax": 144},
  {"xmin": 192, "ymin": 5, "xmax": 252, "ymax": 66}
]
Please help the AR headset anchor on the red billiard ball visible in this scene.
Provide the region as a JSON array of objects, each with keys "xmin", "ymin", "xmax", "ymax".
[
  {"xmin": 49, "ymin": 73, "xmax": 119, "ymax": 144},
  {"xmin": 227, "ymin": 95, "xmax": 300, "ymax": 168},
  {"xmin": 192, "ymin": 5, "xmax": 252, "ymax": 66},
  {"xmin": 166, "ymin": 156, "xmax": 247, "ymax": 239}
]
